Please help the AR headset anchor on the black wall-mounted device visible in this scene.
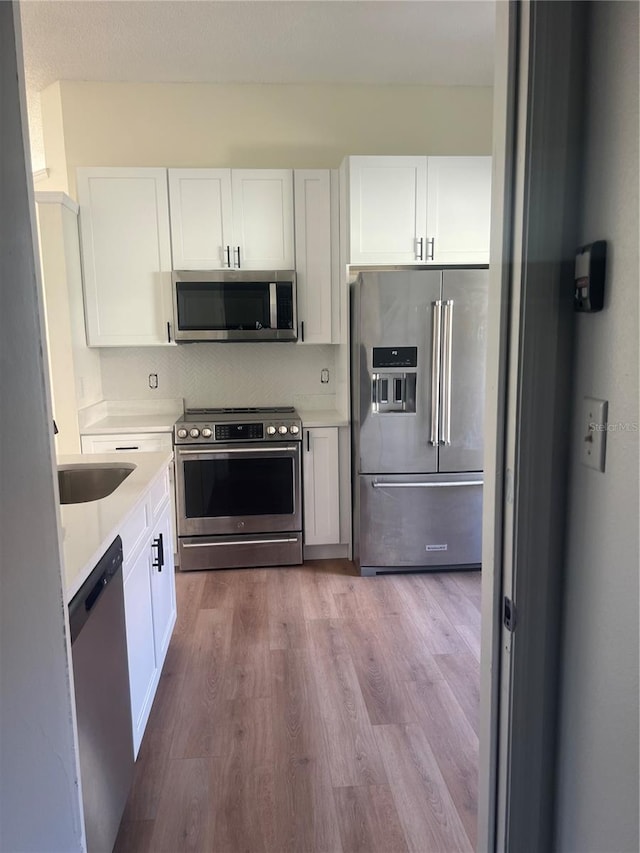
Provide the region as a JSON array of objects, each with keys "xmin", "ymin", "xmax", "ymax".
[{"xmin": 574, "ymin": 240, "xmax": 606, "ymax": 312}]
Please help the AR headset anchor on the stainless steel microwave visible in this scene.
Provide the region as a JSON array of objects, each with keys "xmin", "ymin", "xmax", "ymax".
[{"xmin": 172, "ymin": 270, "xmax": 297, "ymax": 342}]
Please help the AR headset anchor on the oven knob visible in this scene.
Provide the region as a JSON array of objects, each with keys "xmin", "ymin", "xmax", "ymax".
[
  {"xmin": 189, "ymin": 428, "xmax": 200, "ymax": 438},
  {"xmin": 201, "ymin": 428, "xmax": 212, "ymax": 438},
  {"xmin": 278, "ymin": 425, "xmax": 288, "ymax": 435},
  {"xmin": 176, "ymin": 428, "xmax": 188, "ymax": 439},
  {"xmin": 289, "ymin": 425, "xmax": 300, "ymax": 435},
  {"xmin": 266, "ymin": 425, "xmax": 277, "ymax": 435}
]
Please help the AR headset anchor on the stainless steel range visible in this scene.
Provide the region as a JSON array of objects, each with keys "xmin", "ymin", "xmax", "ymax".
[{"xmin": 174, "ymin": 407, "xmax": 303, "ymax": 571}]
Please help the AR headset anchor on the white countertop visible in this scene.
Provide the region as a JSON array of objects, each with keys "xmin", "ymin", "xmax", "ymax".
[
  {"xmin": 78, "ymin": 398, "xmax": 183, "ymax": 435},
  {"xmin": 58, "ymin": 451, "xmax": 173, "ymax": 602},
  {"xmin": 80, "ymin": 413, "xmax": 180, "ymax": 434},
  {"xmin": 296, "ymin": 408, "xmax": 350, "ymax": 428}
]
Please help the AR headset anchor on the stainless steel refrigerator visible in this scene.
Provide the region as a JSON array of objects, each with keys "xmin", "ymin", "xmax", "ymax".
[{"xmin": 351, "ymin": 268, "xmax": 489, "ymax": 576}]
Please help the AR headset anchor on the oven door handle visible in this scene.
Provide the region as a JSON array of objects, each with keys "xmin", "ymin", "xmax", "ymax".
[
  {"xmin": 182, "ymin": 537, "xmax": 300, "ymax": 548},
  {"xmin": 177, "ymin": 445, "xmax": 299, "ymax": 455}
]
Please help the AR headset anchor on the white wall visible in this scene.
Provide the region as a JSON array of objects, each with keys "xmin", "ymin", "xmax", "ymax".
[
  {"xmin": 555, "ymin": 3, "xmax": 639, "ymax": 851},
  {"xmin": 39, "ymin": 80, "xmax": 493, "ymax": 196},
  {"xmin": 0, "ymin": 5, "xmax": 84, "ymax": 850}
]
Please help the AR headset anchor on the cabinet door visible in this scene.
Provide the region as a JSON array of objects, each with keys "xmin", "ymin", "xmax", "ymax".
[
  {"xmin": 149, "ymin": 504, "xmax": 177, "ymax": 670},
  {"xmin": 231, "ymin": 170, "xmax": 295, "ymax": 269},
  {"xmin": 303, "ymin": 427, "xmax": 340, "ymax": 546},
  {"xmin": 168, "ymin": 169, "xmax": 233, "ymax": 270},
  {"xmin": 426, "ymin": 156, "xmax": 492, "ymax": 264},
  {"xmin": 294, "ymin": 170, "xmax": 334, "ymax": 344},
  {"xmin": 347, "ymin": 156, "xmax": 428, "ymax": 265},
  {"xmin": 123, "ymin": 544, "xmax": 157, "ymax": 757},
  {"xmin": 77, "ymin": 168, "xmax": 173, "ymax": 346}
]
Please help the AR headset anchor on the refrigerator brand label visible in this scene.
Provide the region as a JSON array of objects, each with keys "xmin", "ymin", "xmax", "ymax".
[{"xmin": 426, "ymin": 544, "xmax": 448, "ymax": 552}]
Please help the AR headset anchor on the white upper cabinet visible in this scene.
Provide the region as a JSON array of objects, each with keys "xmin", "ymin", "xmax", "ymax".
[
  {"xmin": 168, "ymin": 168, "xmax": 295, "ymax": 270},
  {"xmin": 294, "ymin": 169, "xmax": 338, "ymax": 344},
  {"xmin": 345, "ymin": 156, "xmax": 428, "ymax": 265},
  {"xmin": 231, "ymin": 170, "xmax": 295, "ymax": 269},
  {"xmin": 77, "ymin": 168, "xmax": 173, "ymax": 346},
  {"xmin": 168, "ymin": 169, "xmax": 233, "ymax": 269},
  {"xmin": 426, "ymin": 156, "xmax": 492, "ymax": 264},
  {"xmin": 343, "ymin": 155, "xmax": 492, "ymax": 266}
]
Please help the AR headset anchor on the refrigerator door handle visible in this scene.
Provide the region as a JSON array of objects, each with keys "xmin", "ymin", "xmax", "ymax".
[
  {"xmin": 430, "ymin": 301, "xmax": 442, "ymax": 445},
  {"xmin": 372, "ymin": 479, "xmax": 483, "ymax": 488},
  {"xmin": 440, "ymin": 300, "xmax": 454, "ymax": 445}
]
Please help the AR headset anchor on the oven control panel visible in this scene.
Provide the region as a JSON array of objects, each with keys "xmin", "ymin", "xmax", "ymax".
[
  {"xmin": 215, "ymin": 423, "xmax": 263, "ymax": 441},
  {"xmin": 175, "ymin": 415, "xmax": 302, "ymax": 444}
]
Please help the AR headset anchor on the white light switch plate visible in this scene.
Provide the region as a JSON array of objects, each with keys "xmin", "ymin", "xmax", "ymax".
[{"xmin": 581, "ymin": 397, "xmax": 608, "ymax": 471}]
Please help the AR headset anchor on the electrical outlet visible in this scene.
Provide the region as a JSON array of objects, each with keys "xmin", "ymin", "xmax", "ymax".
[
  {"xmin": 149, "ymin": 373, "xmax": 158, "ymax": 389},
  {"xmin": 320, "ymin": 368, "xmax": 330, "ymax": 384},
  {"xmin": 581, "ymin": 396, "xmax": 607, "ymax": 471}
]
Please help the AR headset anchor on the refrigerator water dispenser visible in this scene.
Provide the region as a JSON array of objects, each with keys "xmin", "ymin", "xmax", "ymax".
[
  {"xmin": 372, "ymin": 372, "xmax": 417, "ymax": 413},
  {"xmin": 371, "ymin": 346, "xmax": 417, "ymax": 414}
]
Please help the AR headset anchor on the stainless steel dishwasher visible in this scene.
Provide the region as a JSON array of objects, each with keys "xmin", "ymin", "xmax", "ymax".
[{"xmin": 69, "ymin": 536, "xmax": 134, "ymax": 852}]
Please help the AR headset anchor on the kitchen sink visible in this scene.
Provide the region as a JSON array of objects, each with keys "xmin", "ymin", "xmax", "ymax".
[{"xmin": 57, "ymin": 463, "xmax": 135, "ymax": 505}]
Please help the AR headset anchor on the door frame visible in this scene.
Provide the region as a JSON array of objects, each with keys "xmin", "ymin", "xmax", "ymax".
[{"xmin": 478, "ymin": 1, "xmax": 587, "ymax": 849}]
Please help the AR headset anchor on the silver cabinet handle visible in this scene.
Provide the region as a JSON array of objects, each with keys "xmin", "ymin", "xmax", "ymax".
[
  {"xmin": 372, "ymin": 479, "xmax": 483, "ymax": 489},
  {"xmin": 269, "ymin": 282, "xmax": 277, "ymax": 330},
  {"xmin": 183, "ymin": 537, "xmax": 299, "ymax": 548},
  {"xmin": 234, "ymin": 246, "xmax": 241, "ymax": 268},
  {"xmin": 430, "ymin": 301, "xmax": 442, "ymax": 445},
  {"xmin": 427, "ymin": 237, "xmax": 435, "ymax": 260},
  {"xmin": 224, "ymin": 245, "xmax": 231, "ymax": 268},
  {"xmin": 177, "ymin": 445, "xmax": 298, "ymax": 455},
  {"xmin": 440, "ymin": 300, "xmax": 453, "ymax": 445},
  {"xmin": 415, "ymin": 237, "xmax": 424, "ymax": 261}
]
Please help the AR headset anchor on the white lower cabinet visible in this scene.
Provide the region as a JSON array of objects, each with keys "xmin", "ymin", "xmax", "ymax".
[
  {"xmin": 303, "ymin": 427, "xmax": 340, "ymax": 546},
  {"xmin": 121, "ymin": 470, "xmax": 177, "ymax": 757},
  {"xmin": 123, "ymin": 541, "xmax": 157, "ymax": 756},
  {"xmin": 149, "ymin": 504, "xmax": 176, "ymax": 666}
]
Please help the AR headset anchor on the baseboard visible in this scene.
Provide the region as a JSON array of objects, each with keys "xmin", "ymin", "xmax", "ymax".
[{"xmin": 303, "ymin": 543, "xmax": 350, "ymax": 561}]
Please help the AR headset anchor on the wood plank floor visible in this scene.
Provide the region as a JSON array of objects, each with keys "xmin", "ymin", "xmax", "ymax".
[{"xmin": 115, "ymin": 561, "xmax": 481, "ymax": 853}]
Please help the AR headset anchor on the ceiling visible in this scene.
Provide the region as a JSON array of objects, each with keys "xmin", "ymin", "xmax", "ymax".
[{"xmin": 20, "ymin": 0, "xmax": 496, "ymax": 172}]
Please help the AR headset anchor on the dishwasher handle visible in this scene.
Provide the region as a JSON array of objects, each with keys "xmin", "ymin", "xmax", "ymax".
[{"xmin": 69, "ymin": 536, "xmax": 124, "ymax": 644}]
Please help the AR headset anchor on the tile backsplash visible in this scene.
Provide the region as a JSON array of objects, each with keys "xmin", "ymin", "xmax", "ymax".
[{"xmin": 99, "ymin": 343, "xmax": 337, "ymax": 409}]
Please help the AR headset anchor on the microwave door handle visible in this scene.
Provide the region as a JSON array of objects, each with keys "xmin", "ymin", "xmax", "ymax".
[{"xmin": 269, "ymin": 282, "xmax": 278, "ymax": 329}]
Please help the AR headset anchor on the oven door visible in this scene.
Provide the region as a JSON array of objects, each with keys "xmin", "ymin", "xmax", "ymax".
[{"xmin": 175, "ymin": 443, "xmax": 302, "ymax": 537}]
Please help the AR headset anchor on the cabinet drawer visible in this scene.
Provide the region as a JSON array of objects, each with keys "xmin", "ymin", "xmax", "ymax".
[
  {"xmin": 120, "ymin": 501, "xmax": 150, "ymax": 570},
  {"xmin": 81, "ymin": 432, "xmax": 173, "ymax": 454}
]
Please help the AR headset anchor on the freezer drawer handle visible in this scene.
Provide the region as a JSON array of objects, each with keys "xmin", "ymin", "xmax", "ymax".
[
  {"xmin": 372, "ymin": 479, "xmax": 483, "ymax": 489},
  {"xmin": 182, "ymin": 537, "xmax": 299, "ymax": 548}
]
